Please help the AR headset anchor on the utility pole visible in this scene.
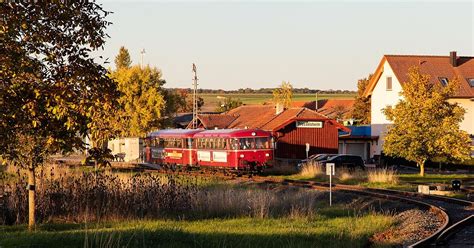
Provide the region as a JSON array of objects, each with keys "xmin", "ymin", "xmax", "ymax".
[
  {"xmin": 140, "ymin": 49, "xmax": 146, "ymax": 68},
  {"xmin": 315, "ymin": 92, "xmax": 319, "ymax": 110},
  {"xmin": 192, "ymin": 63, "xmax": 198, "ymax": 129}
]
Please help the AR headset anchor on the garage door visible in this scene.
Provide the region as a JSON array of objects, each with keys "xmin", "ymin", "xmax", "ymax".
[{"xmin": 345, "ymin": 143, "xmax": 365, "ymax": 160}]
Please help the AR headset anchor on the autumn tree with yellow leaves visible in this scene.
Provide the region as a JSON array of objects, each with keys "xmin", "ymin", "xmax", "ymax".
[
  {"xmin": 110, "ymin": 65, "xmax": 166, "ymax": 137},
  {"xmin": 382, "ymin": 66, "xmax": 471, "ymax": 176},
  {"xmin": 273, "ymin": 81, "xmax": 293, "ymax": 109}
]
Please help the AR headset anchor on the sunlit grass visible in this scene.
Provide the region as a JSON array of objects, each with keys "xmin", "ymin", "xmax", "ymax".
[{"xmin": 0, "ymin": 213, "xmax": 393, "ymax": 248}]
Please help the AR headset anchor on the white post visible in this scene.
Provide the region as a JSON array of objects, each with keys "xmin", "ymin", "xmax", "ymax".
[
  {"xmin": 329, "ymin": 171, "xmax": 332, "ymax": 206},
  {"xmin": 326, "ymin": 163, "xmax": 335, "ymax": 207}
]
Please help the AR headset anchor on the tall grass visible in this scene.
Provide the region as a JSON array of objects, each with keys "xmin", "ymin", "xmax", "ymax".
[
  {"xmin": 298, "ymin": 161, "xmax": 323, "ymax": 178},
  {"xmin": 368, "ymin": 168, "xmax": 399, "ymax": 184},
  {"xmin": 2, "ymin": 165, "xmax": 197, "ymax": 225}
]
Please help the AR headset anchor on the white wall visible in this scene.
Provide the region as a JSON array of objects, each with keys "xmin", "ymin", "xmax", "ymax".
[
  {"xmin": 370, "ymin": 61, "xmax": 403, "ymax": 155},
  {"xmin": 448, "ymin": 98, "xmax": 474, "ymax": 135},
  {"xmin": 108, "ymin": 137, "xmax": 143, "ymax": 162}
]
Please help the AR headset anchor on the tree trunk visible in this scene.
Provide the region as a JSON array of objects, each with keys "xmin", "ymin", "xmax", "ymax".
[
  {"xmin": 27, "ymin": 167, "xmax": 36, "ymax": 230},
  {"xmin": 418, "ymin": 160, "xmax": 425, "ymax": 177}
]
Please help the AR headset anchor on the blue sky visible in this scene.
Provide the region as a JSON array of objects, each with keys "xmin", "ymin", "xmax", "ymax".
[{"xmin": 97, "ymin": 1, "xmax": 473, "ymax": 90}]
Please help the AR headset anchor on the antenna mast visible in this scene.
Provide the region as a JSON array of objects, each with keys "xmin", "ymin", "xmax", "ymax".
[
  {"xmin": 140, "ymin": 49, "xmax": 146, "ymax": 68},
  {"xmin": 192, "ymin": 63, "xmax": 199, "ymax": 129}
]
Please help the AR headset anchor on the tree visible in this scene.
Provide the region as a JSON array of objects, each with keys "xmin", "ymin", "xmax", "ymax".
[
  {"xmin": 331, "ymin": 105, "xmax": 347, "ymax": 121},
  {"xmin": 1, "ymin": 2, "xmax": 119, "ymax": 229},
  {"xmin": 382, "ymin": 66, "xmax": 471, "ymax": 176},
  {"xmin": 215, "ymin": 97, "xmax": 243, "ymax": 112},
  {"xmin": 351, "ymin": 75, "xmax": 372, "ymax": 124},
  {"xmin": 110, "ymin": 65, "xmax": 166, "ymax": 137},
  {"xmin": 114, "ymin": 46, "xmax": 132, "ymax": 70},
  {"xmin": 273, "ymin": 81, "xmax": 293, "ymax": 108}
]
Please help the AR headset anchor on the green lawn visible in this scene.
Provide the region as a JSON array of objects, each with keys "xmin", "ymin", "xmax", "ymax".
[
  {"xmin": 200, "ymin": 93, "xmax": 356, "ymax": 111},
  {"xmin": 1, "ymin": 213, "xmax": 393, "ymax": 248},
  {"xmin": 398, "ymin": 173, "xmax": 472, "ymax": 184}
]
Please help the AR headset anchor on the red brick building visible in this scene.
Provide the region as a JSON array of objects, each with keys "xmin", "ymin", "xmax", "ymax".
[{"xmin": 189, "ymin": 105, "xmax": 350, "ymax": 159}]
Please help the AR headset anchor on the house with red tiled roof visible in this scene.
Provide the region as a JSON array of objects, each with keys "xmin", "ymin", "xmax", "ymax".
[
  {"xmin": 189, "ymin": 105, "xmax": 350, "ymax": 159},
  {"xmin": 363, "ymin": 51, "xmax": 474, "ymax": 158}
]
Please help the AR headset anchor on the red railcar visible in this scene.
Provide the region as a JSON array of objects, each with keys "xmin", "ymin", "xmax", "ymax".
[
  {"xmin": 145, "ymin": 129, "xmax": 273, "ymax": 170},
  {"xmin": 193, "ymin": 129, "xmax": 273, "ymax": 170},
  {"xmin": 145, "ymin": 129, "xmax": 203, "ymax": 165}
]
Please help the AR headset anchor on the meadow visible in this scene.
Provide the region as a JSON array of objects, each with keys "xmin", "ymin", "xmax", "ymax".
[
  {"xmin": 0, "ymin": 164, "xmax": 398, "ymax": 248},
  {"xmin": 199, "ymin": 93, "xmax": 356, "ymax": 111}
]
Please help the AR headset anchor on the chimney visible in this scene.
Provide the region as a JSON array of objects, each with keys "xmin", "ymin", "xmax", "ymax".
[
  {"xmin": 276, "ymin": 103, "xmax": 284, "ymax": 115},
  {"xmin": 450, "ymin": 51, "xmax": 457, "ymax": 67}
]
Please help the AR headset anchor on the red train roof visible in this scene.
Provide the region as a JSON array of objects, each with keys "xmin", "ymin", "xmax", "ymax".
[
  {"xmin": 193, "ymin": 129, "xmax": 271, "ymax": 138},
  {"xmin": 148, "ymin": 129, "xmax": 204, "ymax": 138}
]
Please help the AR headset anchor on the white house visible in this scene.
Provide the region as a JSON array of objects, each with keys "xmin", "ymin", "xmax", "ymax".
[{"xmin": 363, "ymin": 51, "xmax": 474, "ymax": 158}]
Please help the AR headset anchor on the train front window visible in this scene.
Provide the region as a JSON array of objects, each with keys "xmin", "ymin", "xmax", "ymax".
[
  {"xmin": 239, "ymin": 138, "xmax": 255, "ymax": 150},
  {"xmin": 255, "ymin": 137, "xmax": 271, "ymax": 149}
]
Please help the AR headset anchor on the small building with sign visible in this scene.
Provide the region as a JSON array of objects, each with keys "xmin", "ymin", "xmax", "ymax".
[{"xmin": 190, "ymin": 105, "xmax": 350, "ymax": 160}]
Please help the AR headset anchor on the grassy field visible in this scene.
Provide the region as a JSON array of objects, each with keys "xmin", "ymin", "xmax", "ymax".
[
  {"xmin": 1, "ymin": 164, "xmax": 400, "ymax": 247},
  {"xmin": 199, "ymin": 93, "xmax": 356, "ymax": 112},
  {"xmin": 0, "ymin": 209, "xmax": 393, "ymax": 248}
]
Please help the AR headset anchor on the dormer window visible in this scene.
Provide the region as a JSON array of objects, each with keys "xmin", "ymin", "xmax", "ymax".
[
  {"xmin": 386, "ymin": 77, "xmax": 392, "ymax": 91},
  {"xmin": 439, "ymin": 77, "xmax": 449, "ymax": 86},
  {"xmin": 468, "ymin": 78, "xmax": 474, "ymax": 87}
]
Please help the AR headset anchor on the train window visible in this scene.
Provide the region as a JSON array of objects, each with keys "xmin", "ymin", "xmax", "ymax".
[
  {"xmin": 240, "ymin": 138, "xmax": 255, "ymax": 150},
  {"xmin": 255, "ymin": 137, "xmax": 271, "ymax": 149},
  {"xmin": 230, "ymin": 138, "xmax": 239, "ymax": 150}
]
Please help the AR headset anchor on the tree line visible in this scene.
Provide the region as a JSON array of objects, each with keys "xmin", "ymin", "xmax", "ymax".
[{"xmin": 168, "ymin": 87, "xmax": 356, "ymax": 94}]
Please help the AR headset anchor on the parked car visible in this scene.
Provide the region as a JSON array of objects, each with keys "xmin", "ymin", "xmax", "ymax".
[
  {"xmin": 319, "ymin": 154, "xmax": 365, "ymax": 170},
  {"xmin": 297, "ymin": 153, "xmax": 337, "ymax": 169}
]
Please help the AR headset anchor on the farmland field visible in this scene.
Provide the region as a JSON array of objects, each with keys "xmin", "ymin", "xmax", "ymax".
[{"xmin": 199, "ymin": 93, "xmax": 356, "ymax": 112}]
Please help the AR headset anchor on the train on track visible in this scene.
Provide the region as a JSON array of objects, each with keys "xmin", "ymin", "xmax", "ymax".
[{"xmin": 144, "ymin": 129, "xmax": 274, "ymax": 171}]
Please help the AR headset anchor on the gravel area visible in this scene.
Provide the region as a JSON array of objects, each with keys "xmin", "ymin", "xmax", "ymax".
[{"xmin": 371, "ymin": 209, "xmax": 444, "ymax": 247}]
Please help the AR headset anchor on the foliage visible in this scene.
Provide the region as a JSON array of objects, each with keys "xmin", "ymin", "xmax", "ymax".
[
  {"xmin": 170, "ymin": 89, "xmax": 204, "ymax": 113},
  {"xmin": 114, "ymin": 46, "xmax": 131, "ymax": 70},
  {"xmin": 169, "ymin": 88, "xmax": 356, "ymax": 94},
  {"xmin": 215, "ymin": 97, "xmax": 243, "ymax": 112},
  {"xmin": 110, "ymin": 65, "xmax": 166, "ymax": 137},
  {"xmin": 351, "ymin": 75, "xmax": 372, "ymax": 124},
  {"xmin": 382, "ymin": 66, "xmax": 471, "ymax": 176},
  {"xmin": 331, "ymin": 104, "xmax": 348, "ymax": 121},
  {"xmin": 82, "ymin": 147, "xmax": 114, "ymax": 168},
  {"xmin": 272, "ymin": 81, "xmax": 293, "ymax": 108},
  {"xmin": 1, "ymin": 2, "xmax": 119, "ymax": 228}
]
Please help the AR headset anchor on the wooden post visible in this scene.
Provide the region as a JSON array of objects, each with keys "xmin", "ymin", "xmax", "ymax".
[{"xmin": 27, "ymin": 167, "xmax": 36, "ymax": 230}]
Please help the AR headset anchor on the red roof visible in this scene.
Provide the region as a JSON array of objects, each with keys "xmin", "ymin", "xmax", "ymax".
[
  {"xmin": 189, "ymin": 105, "xmax": 350, "ymax": 133},
  {"xmin": 194, "ymin": 114, "xmax": 236, "ymax": 129},
  {"xmin": 364, "ymin": 54, "xmax": 474, "ymax": 98},
  {"xmin": 291, "ymin": 99, "xmax": 355, "ymax": 119}
]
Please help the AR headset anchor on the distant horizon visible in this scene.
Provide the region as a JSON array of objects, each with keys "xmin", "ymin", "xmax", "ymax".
[{"xmin": 97, "ymin": 1, "xmax": 473, "ymax": 91}]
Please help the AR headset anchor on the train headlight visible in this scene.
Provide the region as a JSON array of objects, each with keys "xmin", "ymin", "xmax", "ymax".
[
  {"xmin": 239, "ymin": 154, "xmax": 244, "ymax": 158},
  {"xmin": 265, "ymin": 153, "xmax": 269, "ymax": 157}
]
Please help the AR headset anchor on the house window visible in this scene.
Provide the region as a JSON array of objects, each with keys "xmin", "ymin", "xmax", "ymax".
[
  {"xmin": 468, "ymin": 78, "xmax": 474, "ymax": 87},
  {"xmin": 439, "ymin": 77, "xmax": 449, "ymax": 86},
  {"xmin": 386, "ymin": 77, "xmax": 392, "ymax": 91}
]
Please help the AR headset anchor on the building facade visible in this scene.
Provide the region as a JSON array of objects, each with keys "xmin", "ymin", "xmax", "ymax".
[{"xmin": 364, "ymin": 52, "xmax": 474, "ymax": 158}]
